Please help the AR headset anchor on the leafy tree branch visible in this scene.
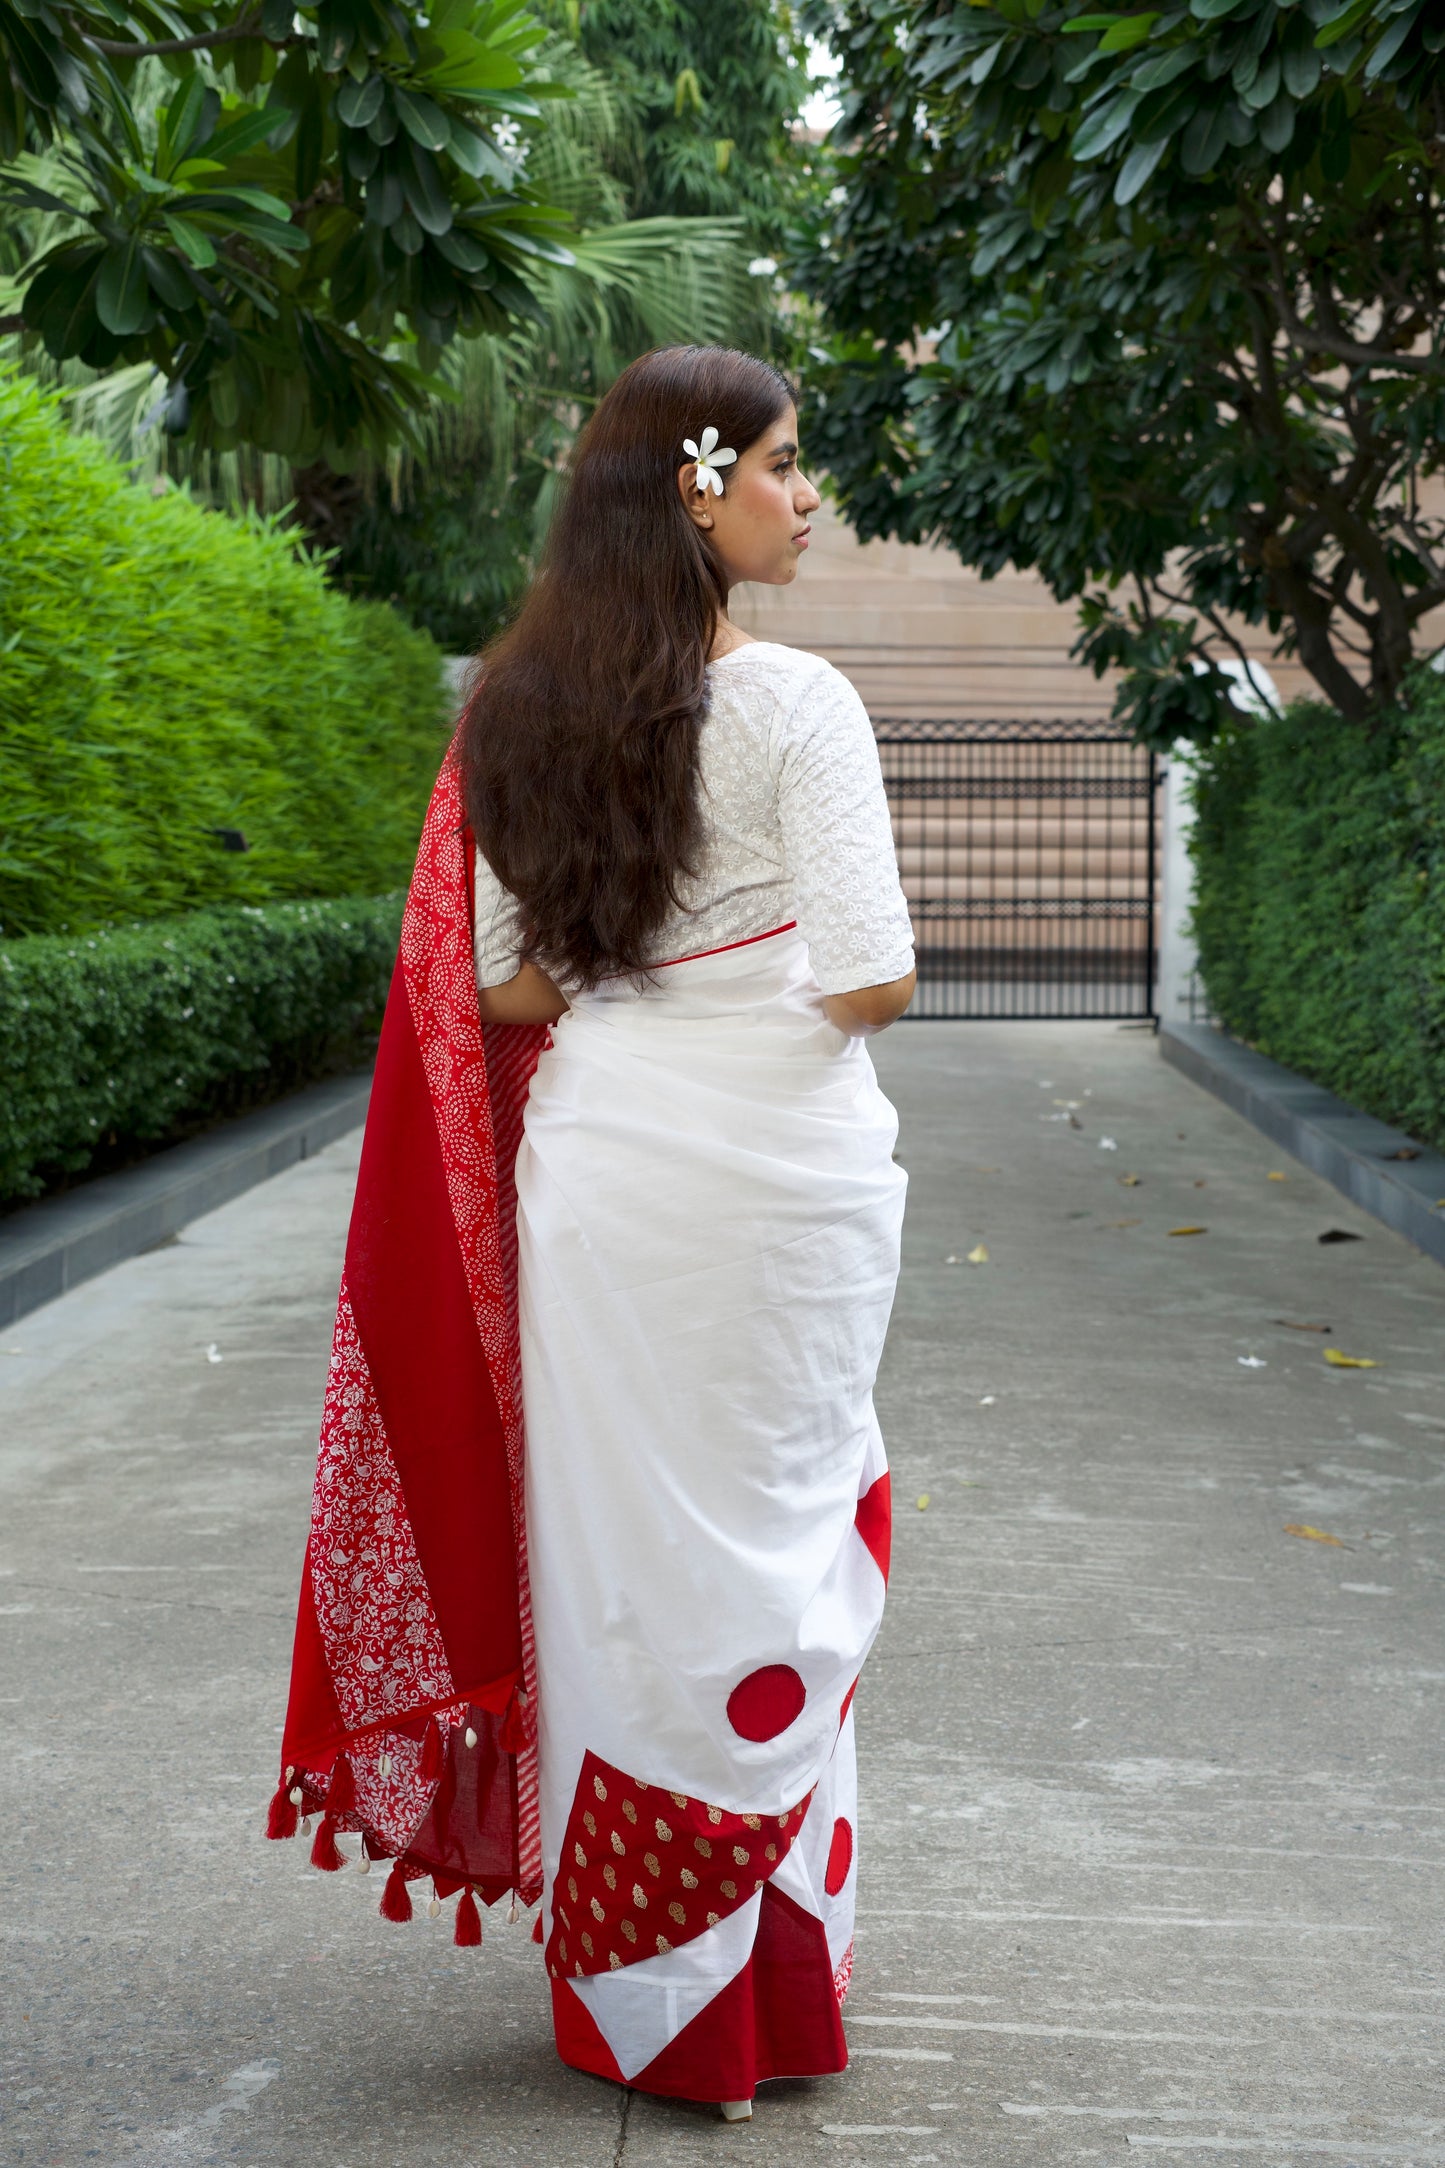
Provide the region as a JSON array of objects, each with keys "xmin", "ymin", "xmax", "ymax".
[
  {"xmin": 0, "ymin": 0, "xmax": 584, "ymax": 466},
  {"xmin": 793, "ymin": 0, "xmax": 1445, "ymax": 745}
]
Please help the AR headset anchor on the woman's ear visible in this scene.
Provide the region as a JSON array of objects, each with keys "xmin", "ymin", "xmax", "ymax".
[{"xmin": 677, "ymin": 463, "xmax": 715, "ymax": 530}]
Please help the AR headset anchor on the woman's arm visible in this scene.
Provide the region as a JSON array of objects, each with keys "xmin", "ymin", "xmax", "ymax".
[
  {"xmin": 774, "ymin": 664, "xmax": 918, "ymax": 1029},
  {"xmin": 823, "ymin": 968, "xmax": 917, "ymax": 1037},
  {"xmin": 476, "ymin": 962, "xmax": 570, "ymax": 1026}
]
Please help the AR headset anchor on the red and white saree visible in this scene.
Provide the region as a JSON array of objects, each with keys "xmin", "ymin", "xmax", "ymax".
[{"xmin": 272, "ymin": 756, "xmax": 904, "ymax": 2103}]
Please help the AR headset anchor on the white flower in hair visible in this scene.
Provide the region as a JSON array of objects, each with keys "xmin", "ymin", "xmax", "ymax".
[{"xmin": 683, "ymin": 425, "xmax": 738, "ymax": 497}]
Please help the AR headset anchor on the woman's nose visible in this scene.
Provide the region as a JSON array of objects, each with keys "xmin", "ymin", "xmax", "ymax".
[{"xmin": 797, "ymin": 470, "xmax": 822, "ymax": 513}]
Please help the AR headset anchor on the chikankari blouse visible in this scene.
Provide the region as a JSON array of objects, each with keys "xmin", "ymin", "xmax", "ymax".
[{"xmin": 473, "ymin": 640, "xmax": 915, "ymax": 998}]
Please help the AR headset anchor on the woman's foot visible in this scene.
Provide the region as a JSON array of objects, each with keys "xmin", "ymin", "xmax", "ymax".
[{"xmin": 719, "ymin": 2099, "xmax": 753, "ymax": 2122}]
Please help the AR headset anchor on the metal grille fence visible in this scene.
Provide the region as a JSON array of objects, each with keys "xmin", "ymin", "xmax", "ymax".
[{"xmin": 874, "ymin": 718, "xmax": 1159, "ymax": 1021}]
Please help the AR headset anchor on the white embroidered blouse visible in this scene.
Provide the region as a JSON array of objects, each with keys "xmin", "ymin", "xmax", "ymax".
[{"xmin": 472, "ymin": 640, "xmax": 916, "ymax": 998}]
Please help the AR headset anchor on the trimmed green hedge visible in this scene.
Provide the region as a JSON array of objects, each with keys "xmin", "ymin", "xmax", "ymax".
[
  {"xmin": 1190, "ymin": 669, "xmax": 1445, "ymax": 1151},
  {"xmin": 0, "ymin": 369, "xmax": 449, "ymax": 939},
  {"xmin": 0, "ymin": 897, "xmax": 402, "ymax": 1204}
]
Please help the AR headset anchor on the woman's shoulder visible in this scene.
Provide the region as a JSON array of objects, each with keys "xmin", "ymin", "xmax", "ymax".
[{"xmin": 708, "ymin": 640, "xmax": 860, "ymax": 714}]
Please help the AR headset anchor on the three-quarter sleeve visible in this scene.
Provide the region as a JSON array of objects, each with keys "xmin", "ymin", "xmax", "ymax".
[
  {"xmin": 773, "ymin": 659, "xmax": 915, "ymax": 997},
  {"xmin": 473, "ymin": 847, "xmax": 525, "ymax": 989}
]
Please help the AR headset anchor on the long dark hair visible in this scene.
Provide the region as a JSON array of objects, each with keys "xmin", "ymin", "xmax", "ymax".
[{"xmin": 457, "ymin": 345, "xmax": 794, "ymax": 988}]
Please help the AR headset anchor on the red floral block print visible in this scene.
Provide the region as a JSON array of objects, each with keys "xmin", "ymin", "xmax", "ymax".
[{"xmin": 546, "ymin": 1751, "xmax": 812, "ymax": 1981}]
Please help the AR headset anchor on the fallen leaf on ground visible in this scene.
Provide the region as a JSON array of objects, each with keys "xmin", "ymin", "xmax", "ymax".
[
  {"xmin": 967, "ymin": 1243, "xmax": 990, "ymax": 1265},
  {"xmin": 1098, "ymin": 1137, "xmax": 1118, "ymax": 1151},
  {"xmin": 1381, "ymin": 1146, "xmax": 1421, "ymax": 1161},
  {"xmin": 916, "ymin": 1494, "xmax": 931, "ymax": 1511},
  {"xmin": 1169, "ymin": 1224, "xmax": 1208, "ymax": 1236},
  {"xmin": 979, "ymin": 1395, "xmax": 996, "ymax": 1406},
  {"xmin": 1319, "ymin": 1229, "xmax": 1364, "ymax": 1244},
  {"xmin": 1267, "ymin": 1172, "xmax": 1287, "ymax": 1181},
  {"xmin": 1193, "ymin": 1179, "xmax": 1207, "ymax": 1188},
  {"xmin": 1119, "ymin": 1173, "xmax": 1142, "ymax": 1186},
  {"xmin": 1273, "ymin": 1319, "xmax": 1331, "ymax": 1333},
  {"xmin": 206, "ymin": 1344, "xmax": 223, "ymax": 1364},
  {"xmin": 1068, "ymin": 1113, "xmax": 1083, "ymax": 1130},
  {"xmin": 944, "ymin": 1255, "xmax": 960, "ymax": 1265},
  {"xmin": 1324, "ymin": 1348, "xmax": 1379, "ymax": 1369},
  {"xmin": 1238, "ymin": 1356, "xmax": 1268, "ymax": 1368},
  {"xmin": 1285, "ymin": 1523, "xmax": 1345, "ymax": 1547}
]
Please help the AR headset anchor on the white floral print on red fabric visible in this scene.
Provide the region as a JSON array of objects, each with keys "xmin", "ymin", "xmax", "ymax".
[
  {"xmin": 309, "ymin": 1284, "xmax": 457, "ymax": 1737},
  {"xmin": 397, "ymin": 770, "xmax": 546, "ymax": 1901}
]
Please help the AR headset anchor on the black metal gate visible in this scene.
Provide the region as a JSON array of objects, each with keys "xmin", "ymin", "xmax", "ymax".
[{"xmin": 874, "ymin": 718, "xmax": 1158, "ymax": 1021}]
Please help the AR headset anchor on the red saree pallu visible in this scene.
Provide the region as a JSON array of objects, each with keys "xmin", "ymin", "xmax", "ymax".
[
  {"xmin": 270, "ymin": 756, "xmax": 548, "ymax": 1927},
  {"xmin": 271, "ymin": 757, "xmax": 905, "ymax": 2103}
]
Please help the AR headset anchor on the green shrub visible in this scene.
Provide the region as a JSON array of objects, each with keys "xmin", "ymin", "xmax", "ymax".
[
  {"xmin": 0, "ymin": 369, "xmax": 449, "ymax": 939},
  {"xmin": 1190, "ymin": 669, "xmax": 1445, "ymax": 1150},
  {"xmin": 0, "ymin": 896, "xmax": 402, "ymax": 1204}
]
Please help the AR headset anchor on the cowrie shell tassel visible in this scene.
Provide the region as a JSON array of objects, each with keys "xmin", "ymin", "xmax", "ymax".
[{"xmin": 464, "ymin": 1726, "xmax": 478, "ymax": 1749}]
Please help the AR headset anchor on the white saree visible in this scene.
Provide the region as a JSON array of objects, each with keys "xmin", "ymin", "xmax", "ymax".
[{"xmin": 476, "ymin": 642, "xmax": 914, "ymax": 2100}]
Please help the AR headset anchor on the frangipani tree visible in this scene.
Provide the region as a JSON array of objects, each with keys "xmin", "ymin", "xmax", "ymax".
[
  {"xmin": 795, "ymin": 0, "xmax": 1445, "ymax": 744},
  {"xmin": 0, "ymin": 0, "xmax": 580, "ymax": 464}
]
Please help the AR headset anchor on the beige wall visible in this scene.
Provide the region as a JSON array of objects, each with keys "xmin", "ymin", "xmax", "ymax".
[{"xmin": 731, "ymin": 500, "xmax": 1439, "ymax": 720}]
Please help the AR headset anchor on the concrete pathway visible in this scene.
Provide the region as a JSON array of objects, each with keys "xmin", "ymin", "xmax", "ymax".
[{"xmin": 2, "ymin": 1024, "xmax": 1442, "ymax": 2167}]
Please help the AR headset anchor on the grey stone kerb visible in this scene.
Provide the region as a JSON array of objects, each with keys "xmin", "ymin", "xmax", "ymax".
[
  {"xmin": 0, "ymin": 1069, "xmax": 372, "ymax": 1329},
  {"xmin": 1160, "ymin": 1023, "xmax": 1445, "ymax": 1268}
]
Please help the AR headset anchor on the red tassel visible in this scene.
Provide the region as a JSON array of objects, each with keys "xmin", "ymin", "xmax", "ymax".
[
  {"xmin": 420, "ymin": 1719, "xmax": 444, "ymax": 1783},
  {"xmin": 380, "ymin": 1864, "xmax": 413, "ymax": 1923},
  {"xmin": 531, "ymin": 1912, "xmax": 543, "ymax": 1945},
  {"xmin": 500, "ymin": 1688, "xmax": 529, "ymax": 1754},
  {"xmin": 454, "ymin": 1885, "xmax": 482, "ymax": 1947},
  {"xmin": 266, "ymin": 1781, "xmax": 298, "ymax": 1841},
  {"xmin": 310, "ymin": 1816, "xmax": 346, "ymax": 1872},
  {"xmin": 326, "ymin": 1754, "xmax": 356, "ymax": 1816}
]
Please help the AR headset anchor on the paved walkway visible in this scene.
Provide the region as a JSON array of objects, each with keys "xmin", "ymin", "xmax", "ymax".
[{"xmin": 2, "ymin": 1023, "xmax": 1442, "ymax": 2167}]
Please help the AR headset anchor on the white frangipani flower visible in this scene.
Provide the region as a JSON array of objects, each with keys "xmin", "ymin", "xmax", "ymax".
[{"xmin": 683, "ymin": 425, "xmax": 738, "ymax": 497}]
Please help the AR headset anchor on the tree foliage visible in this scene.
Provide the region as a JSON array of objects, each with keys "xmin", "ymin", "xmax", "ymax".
[
  {"xmin": 313, "ymin": 3, "xmax": 810, "ymax": 648},
  {"xmin": 554, "ymin": 0, "xmax": 809, "ymax": 251},
  {"xmin": 0, "ymin": 0, "xmax": 580, "ymax": 464},
  {"xmin": 794, "ymin": 0, "xmax": 1445, "ymax": 743},
  {"xmin": 318, "ymin": 26, "xmax": 767, "ymax": 647}
]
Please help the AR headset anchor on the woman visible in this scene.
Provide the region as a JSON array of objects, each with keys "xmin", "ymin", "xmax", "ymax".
[{"xmin": 270, "ymin": 345, "xmax": 914, "ymax": 2122}]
